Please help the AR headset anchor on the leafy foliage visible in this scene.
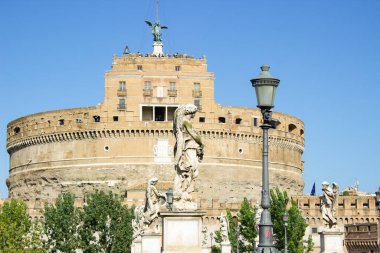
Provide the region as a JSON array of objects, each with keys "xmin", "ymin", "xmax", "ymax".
[
  {"xmin": 0, "ymin": 199, "xmax": 44, "ymax": 252},
  {"xmin": 79, "ymin": 191, "xmax": 134, "ymax": 253},
  {"xmin": 44, "ymin": 193, "xmax": 81, "ymax": 253},
  {"xmin": 0, "ymin": 199, "xmax": 31, "ymax": 251},
  {"xmin": 226, "ymin": 209, "xmax": 246, "ymax": 253},
  {"xmin": 270, "ymin": 188, "xmax": 313, "ymax": 253},
  {"xmin": 237, "ymin": 197, "xmax": 257, "ymax": 251}
]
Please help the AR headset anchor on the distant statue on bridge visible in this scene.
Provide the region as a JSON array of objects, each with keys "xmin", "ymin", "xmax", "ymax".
[
  {"xmin": 145, "ymin": 20, "xmax": 168, "ymax": 42},
  {"xmin": 321, "ymin": 181, "xmax": 339, "ymax": 228}
]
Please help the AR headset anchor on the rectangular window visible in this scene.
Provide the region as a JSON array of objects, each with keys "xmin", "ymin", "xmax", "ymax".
[
  {"xmin": 175, "ymin": 66, "xmax": 181, "ymax": 71},
  {"xmin": 194, "ymin": 99, "xmax": 201, "ymax": 111},
  {"xmin": 311, "ymin": 227, "xmax": 318, "ymax": 234},
  {"xmin": 118, "ymin": 99, "xmax": 126, "ymax": 110},
  {"xmin": 113, "ymin": 116, "xmax": 119, "ymax": 122},
  {"xmin": 93, "ymin": 115, "xmax": 100, "ymax": 122},
  {"xmin": 59, "ymin": 119, "xmax": 65, "ymax": 126},
  {"xmin": 142, "ymin": 106, "xmax": 153, "ymax": 121},
  {"xmin": 194, "ymin": 83, "xmax": 200, "ymax": 91},
  {"xmin": 253, "ymin": 117, "xmax": 258, "ymax": 127},
  {"xmin": 137, "ymin": 65, "xmax": 143, "ymax": 71},
  {"xmin": 144, "ymin": 81, "xmax": 152, "ymax": 90},
  {"xmin": 169, "ymin": 82, "xmax": 176, "ymax": 91},
  {"xmin": 199, "ymin": 117, "xmax": 205, "ymax": 123},
  {"xmin": 118, "ymin": 81, "xmax": 126, "ymax": 91},
  {"xmin": 167, "ymin": 107, "xmax": 177, "ymax": 121}
]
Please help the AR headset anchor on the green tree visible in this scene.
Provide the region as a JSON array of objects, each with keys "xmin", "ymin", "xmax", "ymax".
[
  {"xmin": 0, "ymin": 199, "xmax": 44, "ymax": 252},
  {"xmin": 237, "ymin": 197, "xmax": 257, "ymax": 251},
  {"xmin": 80, "ymin": 191, "xmax": 134, "ymax": 253},
  {"xmin": 44, "ymin": 193, "xmax": 81, "ymax": 253},
  {"xmin": 226, "ymin": 209, "xmax": 246, "ymax": 253},
  {"xmin": 270, "ymin": 188, "xmax": 313, "ymax": 253}
]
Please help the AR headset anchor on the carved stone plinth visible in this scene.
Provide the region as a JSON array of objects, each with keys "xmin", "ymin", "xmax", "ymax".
[
  {"xmin": 160, "ymin": 211, "xmax": 206, "ymax": 253},
  {"xmin": 141, "ymin": 233, "xmax": 161, "ymax": 253},
  {"xmin": 131, "ymin": 237, "xmax": 142, "ymax": 253},
  {"xmin": 221, "ymin": 241, "xmax": 232, "ymax": 253},
  {"xmin": 153, "ymin": 41, "xmax": 163, "ymax": 55},
  {"xmin": 319, "ymin": 228, "xmax": 344, "ymax": 253}
]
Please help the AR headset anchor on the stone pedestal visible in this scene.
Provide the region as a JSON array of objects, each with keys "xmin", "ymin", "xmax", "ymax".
[
  {"xmin": 319, "ymin": 228, "xmax": 344, "ymax": 253},
  {"xmin": 153, "ymin": 42, "xmax": 163, "ymax": 55},
  {"xmin": 141, "ymin": 233, "xmax": 161, "ymax": 253},
  {"xmin": 160, "ymin": 211, "xmax": 206, "ymax": 253},
  {"xmin": 221, "ymin": 241, "xmax": 232, "ymax": 253},
  {"xmin": 201, "ymin": 247, "xmax": 211, "ymax": 253},
  {"xmin": 131, "ymin": 237, "xmax": 142, "ymax": 253}
]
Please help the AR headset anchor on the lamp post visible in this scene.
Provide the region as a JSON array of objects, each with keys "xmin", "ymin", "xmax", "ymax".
[
  {"xmin": 283, "ymin": 211, "xmax": 289, "ymax": 253},
  {"xmin": 251, "ymin": 64, "xmax": 280, "ymax": 253},
  {"xmin": 237, "ymin": 225, "xmax": 240, "ymax": 253},
  {"xmin": 166, "ymin": 188, "xmax": 173, "ymax": 210}
]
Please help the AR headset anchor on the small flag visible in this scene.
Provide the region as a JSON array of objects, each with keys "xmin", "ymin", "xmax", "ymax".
[{"xmin": 311, "ymin": 182, "xmax": 316, "ymax": 196}]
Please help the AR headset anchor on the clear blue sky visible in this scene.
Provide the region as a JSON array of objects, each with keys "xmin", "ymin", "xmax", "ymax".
[{"xmin": 1, "ymin": 0, "xmax": 379, "ymax": 198}]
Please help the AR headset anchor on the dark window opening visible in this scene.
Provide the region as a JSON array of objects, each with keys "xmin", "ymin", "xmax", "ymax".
[
  {"xmin": 218, "ymin": 117, "xmax": 226, "ymax": 124},
  {"xmin": 300, "ymin": 129, "xmax": 304, "ymax": 137},
  {"xmin": 175, "ymin": 66, "xmax": 181, "ymax": 71},
  {"xmin": 76, "ymin": 118, "xmax": 82, "ymax": 124},
  {"xmin": 167, "ymin": 107, "xmax": 177, "ymax": 121},
  {"xmin": 142, "ymin": 106, "xmax": 153, "ymax": 121},
  {"xmin": 194, "ymin": 99, "xmax": 201, "ymax": 111},
  {"xmin": 118, "ymin": 99, "xmax": 126, "ymax": 110},
  {"xmin": 199, "ymin": 117, "xmax": 205, "ymax": 123},
  {"xmin": 253, "ymin": 117, "xmax": 258, "ymax": 127},
  {"xmin": 155, "ymin": 106, "xmax": 166, "ymax": 121},
  {"xmin": 311, "ymin": 227, "xmax": 318, "ymax": 234},
  {"xmin": 59, "ymin": 119, "xmax": 65, "ymax": 126},
  {"xmin": 14, "ymin": 127, "xmax": 21, "ymax": 134},
  {"xmin": 235, "ymin": 118, "xmax": 242, "ymax": 124},
  {"xmin": 113, "ymin": 116, "xmax": 119, "ymax": 122},
  {"xmin": 93, "ymin": 115, "xmax": 101, "ymax": 123},
  {"xmin": 137, "ymin": 65, "xmax": 143, "ymax": 71},
  {"xmin": 288, "ymin": 124, "xmax": 297, "ymax": 133}
]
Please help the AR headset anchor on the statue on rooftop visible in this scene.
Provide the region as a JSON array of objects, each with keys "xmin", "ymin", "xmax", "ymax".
[
  {"xmin": 220, "ymin": 213, "xmax": 230, "ymax": 243},
  {"xmin": 173, "ymin": 104, "xmax": 204, "ymax": 210},
  {"xmin": 145, "ymin": 20, "xmax": 168, "ymax": 42},
  {"xmin": 321, "ymin": 181, "xmax": 339, "ymax": 228}
]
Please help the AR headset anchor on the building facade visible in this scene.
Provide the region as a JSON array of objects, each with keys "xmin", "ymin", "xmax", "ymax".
[{"xmin": 6, "ymin": 48, "xmax": 305, "ymax": 206}]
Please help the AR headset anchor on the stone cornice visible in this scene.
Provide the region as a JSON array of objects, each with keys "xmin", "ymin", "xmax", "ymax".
[{"xmin": 7, "ymin": 128, "xmax": 304, "ymax": 154}]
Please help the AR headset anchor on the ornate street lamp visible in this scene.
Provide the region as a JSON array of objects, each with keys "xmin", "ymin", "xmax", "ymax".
[
  {"xmin": 251, "ymin": 65, "xmax": 280, "ymax": 253},
  {"xmin": 283, "ymin": 211, "xmax": 289, "ymax": 253},
  {"xmin": 166, "ymin": 188, "xmax": 173, "ymax": 210}
]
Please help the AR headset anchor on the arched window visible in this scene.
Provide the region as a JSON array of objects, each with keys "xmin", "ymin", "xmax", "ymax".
[
  {"xmin": 14, "ymin": 127, "xmax": 21, "ymax": 135},
  {"xmin": 300, "ymin": 129, "xmax": 304, "ymax": 137},
  {"xmin": 288, "ymin": 124, "xmax": 297, "ymax": 133},
  {"xmin": 218, "ymin": 117, "xmax": 226, "ymax": 124},
  {"xmin": 235, "ymin": 118, "xmax": 242, "ymax": 124}
]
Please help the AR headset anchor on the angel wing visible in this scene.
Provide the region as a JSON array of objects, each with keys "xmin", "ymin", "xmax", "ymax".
[
  {"xmin": 161, "ymin": 26, "xmax": 168, "ymax": 29},
  {"xmin": 145, "ymin": 20, "xmax": 153, "ymax": 27}
]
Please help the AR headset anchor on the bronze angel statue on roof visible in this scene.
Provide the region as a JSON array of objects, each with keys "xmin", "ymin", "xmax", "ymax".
[{"xmin": 145, "ymin": 20, "xmax": 168, "ymax": 42}]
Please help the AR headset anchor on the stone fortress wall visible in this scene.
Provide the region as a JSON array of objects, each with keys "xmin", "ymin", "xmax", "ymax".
[{"xmin": 6, "ymin": 53, "xmax": 305, "ymax": 209}]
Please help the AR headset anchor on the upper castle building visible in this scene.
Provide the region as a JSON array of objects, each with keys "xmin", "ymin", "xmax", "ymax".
[{"xmin": 5, "ymin": 23, "xmax": 305, "ymax": 205}]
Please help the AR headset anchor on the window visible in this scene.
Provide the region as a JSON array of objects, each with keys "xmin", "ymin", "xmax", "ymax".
[
  {"xmin": 169, "ymin": 82, "xmax": 176, "ymax": 91},
  {"xmin": 118, "ymin": 99, "xmax": 126, "ymax": 110},
  {"xmin": 142, "ymin": 106, "xmax": 178, "ymax": 122},
  {"xmin": 59, "ymin": 119, "xmax": 65, "ymax": 126},
  {"xmin": 93, "ymin": 115, "xmax": 100, "ymax": 123},
  {"xmin": 194, "ymin": 99, "xmax": 201, "ymax": 111},
  {"xmin": 155, "ymin": 106, "xmax": 165, "ymax": 121},
  {"xmin": 76, "ymin": 118, "xmax": 82, "ymax": 124},
  {"xmin": 218, "ymin": 117, "xmax": 226, "ymax": 123},
  {"xmin": 199, "ymin": 117, "xmax": 205, "ymax": 123},
  {"xmin": 288, "ymin": 124, "xmax": 297, "ymax": 133},
  {"xmin": 113, "ymin": 116, "xmax": 119, "ymax": 122},
  {"xmin": 235, "ymin": 118, "xmax": 242, "ymax": 124},
  {"xmin": 14, "ymin": 127, "xmax": 21, "ymax": 135},
  {"xmin": 311, "ymin": 227, "xmax": 318, "ymax": 234},
  {"xmin": 175, "ymin": 66, "xmax": 181, "ymax": 71},
  {"xmin": 118, "ymin": 81, "xmax": 126, "ymax": 91},
  {"xmin": 144, "ymin": 81, "xmax": 152, "ymax": 90},
  {"xmin": 194, "ymin": 83, "xmax": 200, "ymax": 91},
  {"xmin": 253, "ymin": 117, "xmax": 258, "ymax": 127},
  {"xmin": 137, "ymin": 65, "xmax": 143, "ymax": 71}
]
